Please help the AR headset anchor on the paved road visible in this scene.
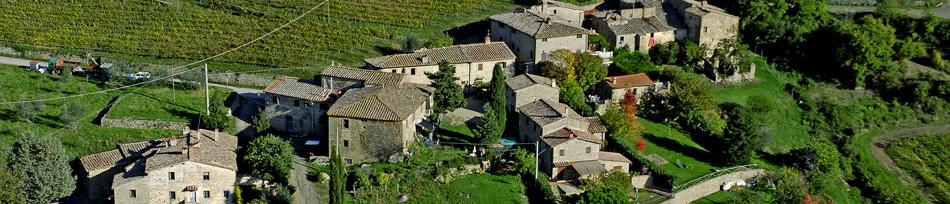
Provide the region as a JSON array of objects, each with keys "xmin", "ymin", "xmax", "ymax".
[
  {"xmin": 828, "ymin": 3, "xmax": 950, "ymax": 19},
  {"xmin": 661, "ymin": 169, "xmax": 766, "ymax": 204},
  {"xmin": 0, "ymin": 56, "xmax": 34, "ymax": 67}
]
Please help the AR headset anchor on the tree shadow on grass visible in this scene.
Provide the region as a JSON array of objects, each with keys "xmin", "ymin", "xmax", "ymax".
[
  {"xmin": 374, "ymin": 45, "xmax": 404, "ymax": 56},
  {"xmin": 436, "ymin": 122, "xmax": 479, "ymax": 144},
  {"xmin": 642, "ymin": 133, "xmax": 717, "ymax": 165},
  {"xmin": 36, "ymin": 114, "xmax": 63, "ymax": 129},
  {"xmin": 0, "ymin": 109, "xmax": 19, "ymax": 122}
]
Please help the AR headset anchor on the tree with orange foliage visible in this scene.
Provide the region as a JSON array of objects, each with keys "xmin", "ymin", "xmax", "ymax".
[
  {"xmin": 619, "ymin": 91, "xmax": 638, "ymax": 121},
  {"xmin": 804, "ymin": 193, "xmax": 834, "ymax": 204},
  {"xmin": 635, "ymin": 140, "xmax": 647, "ymax": 153}
]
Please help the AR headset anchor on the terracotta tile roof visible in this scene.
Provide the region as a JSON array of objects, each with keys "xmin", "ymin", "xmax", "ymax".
[
  {"xmin": 365, "ymin": 42, "xmax": 515, "ymax": 69},
  {"xmin": 489, "ymin": 11, "xmax": 590, "ymax": 38},
  {"xmin": 506, "ymin": 74, "xmax": 557, "ymax": 91},
  {"xmin": 327, "ymin": 85, "xmax": 431, "ymax": 121},
  {"xmin": 599, "ymin": 151, "xmax": 632, "ymax": 163},
  {"xmin": 585, "ymin": 117, "xmax": 607, "ymax": 134},
  {"xmin": 570, "ymin": 160, "xmax": 608, "ymax": 176},
  {"xmin": 604, "ymin": 15, "xmax": 676, "ymax": 35},
  {"xmin": 606, "ymin": 73, "xmax": 654, "ymax": 89},
  {"xmin": 82, "ymin": 129, "xmax": 239, "ymax": 181},
  {"xmin": 518, "ymin": 99, "xmax": 586, "ymax": 126},
  {"xmin": 321, "ymin": 65, "xmax": 406, "ymax": 86},
  {"xmin": 79, "ymin": 149, "xmax": 123, "ymax": 172},
  {"xmin": 541, "ymin": 127, "xmax": 602, "ymax": 147},
  {"xmin": 264, "ymin": 76, "xmax": 335, "ymax": 102}
]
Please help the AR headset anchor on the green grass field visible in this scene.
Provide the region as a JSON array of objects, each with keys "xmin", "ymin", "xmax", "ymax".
[
  {"xmin": 0, "ymin": 65, "xmax": 176, "ymax": 160},
  {"xmin": 0, "ymin": 0, "xmax": 517, "ymax": 77},
  {"xmin": 639, "ymin": 119, "xmax": 720, "ymax": 186},
  {"xmin": 886, "ymin": 134, "xmax": 950, "ymax": 203},
  {"xmin": 108, "ymin": 86, "xmax": 231, "ymax": 123},
  {"xmin": 409, "ymin": 174, "xmax": 528, "ymax": 204}
]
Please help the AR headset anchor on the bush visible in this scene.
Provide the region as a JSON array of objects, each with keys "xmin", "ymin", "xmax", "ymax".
[
  {"xmin": 7, "ymin": 133, "xmax": 75, "ymax": 203},
  {"xmin": 894, "ymin": 40, "xmax": 926, "ymax": 60},
  {"xmin": 649, "ymin": 42, "xmax": 680, "ymax": 65},
  {"xmin": 245, "ymin": 135, "xmax": 294, "ymax": 184},
  {"xmin": 200, "ymin": 95, "xmax": 233, "ymax": 131},
  {"xmin": 612, "ymin": 46, "xmax": 655, "ymax": 74}
]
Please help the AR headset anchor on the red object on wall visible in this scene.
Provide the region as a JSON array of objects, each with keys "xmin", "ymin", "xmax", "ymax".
[{"xmin": 649, "ymin": 37, "xmax": 656, "ymax": 47}]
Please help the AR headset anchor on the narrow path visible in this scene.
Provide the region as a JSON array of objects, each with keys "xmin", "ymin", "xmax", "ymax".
[
  {"xmin": 868, "ymin": 124, "xmax": 950, "ymax": 201},
  {"xmin": 827, "ymin": 3, "xmax": 950, "ymax": 19},
  {"xmin": 660, "ymin": 169, "xmax": 766, "ymax": 204},
  {"xmin": 291, "ymin": 156, "xmax": 320, "ymax": 204},
  {"xmin": 0, "ymin": 56, "xmax": 34, "ymax": 67}
]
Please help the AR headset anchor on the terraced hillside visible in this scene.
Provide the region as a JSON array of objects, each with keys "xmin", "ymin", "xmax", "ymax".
[{"xmin": 0, "ymin": 0, "xmax": 515, "ymax": 69}]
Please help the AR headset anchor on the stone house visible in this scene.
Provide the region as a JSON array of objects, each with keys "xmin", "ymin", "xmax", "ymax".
[
  {"xmin": 325, "ymin": 84, "xmax": 433, "ymax": 165},
  {"xmin": 79, "ymin": 129, "xmax": 238, "ymax": 203},
  {"xmin": 364, "ymin": 41, "xmax": 516, "ymax": 86},
  {"xmin": 537, "ymin": 127, "xmax": 632, "ymax": 180},
  {"xmin": 263, "ymin": 76, "xmax": 338, "ymax": 137},
  {"xmin": 517, "ymin": 99, "xmax": 590, "ymax": 143},
  {"xmin": 529, "ymin": 0, "xmax": 585, "ymax": 27},
  {"xmin": 604, "ymin": 73, "xmax": 655, "ymax": 103},
  {"xmin": 505, "ymin": 74, "xmax": 559, "ymax": 113},
  {"xmin": 489, "ymin": 10, "xmax": 591, "ymax": 73},
  {"xmin": 667, "ymin": 0, "xmax": 740, "ymax": 51},
  {"xmin": 319, "ymin": 65, "xmax": 407, "ymax": 91},
  {"xmin": 591, "ymin": 0, "xmax": 677, "ymax": 52}
]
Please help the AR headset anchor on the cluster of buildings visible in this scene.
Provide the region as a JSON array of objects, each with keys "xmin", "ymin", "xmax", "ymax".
[{"xmin": 75, "ymin": 0, "xmax": 739, "ymax": 202}]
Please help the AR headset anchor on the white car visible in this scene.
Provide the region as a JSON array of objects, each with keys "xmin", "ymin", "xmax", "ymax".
[{"xmin": 127, "ymin": 72, "xmax": 151, "ymax": 80}]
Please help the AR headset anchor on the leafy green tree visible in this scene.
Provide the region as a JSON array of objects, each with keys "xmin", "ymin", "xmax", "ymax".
[
  {"xmin": 833, "ymin": 16, "xmax": 897, "ymax": 88},
  {"xmin": 329, "ymin": 145, "xmax": 347, "ymax": 204},
  {"xmin": 270, "ymin": 184, "xmax": 294, "ymax": 204},
  {"xmin": 718, "ymin": 103, "xmax": 768, "ymax": 165},
  {"xmin": 404, "ymin": 35, "xmax": 422, "ymax": 53},
  {"xmin": 475, "ymin": 105, "xmax": 502, "ymax": 144},
  {"xmin": 574, "ymin": 53, "xmax": 607, "ymax": 89},
  {"xmin": 537, "ymin": 61, "xmax": 571, "ymax": 82},
  {"xmin": 773, "ymin": 168, "xmax": 807, "ymax": 204},
  {"xmin": 612, "ymin": 46, "xmax": 655, "ymax": 74},
  {"xmin": 894, "ymin": 40, "xmax": 926, "ymax": 60},
  {"xmin": 713, "ymin": 38, "xmax": 754, "ymax": 75},
  {"xmin": 201, "ymin": 95, "xmax": 233, "ymax": 131},
  {"xmin": 932, "ymin": 49, "xmax": 946, "ymax": 71},
  {"xmin": 489, "ymin": 63, "xmax": 507, "ymax": 128},
  {"xmin": 427, "ymin": 61, "xmax": 465, "ymax": 123},
  {"xmin": 513, "ymin": 148, "xmax": 536, "ymax": 175},
  {"xmin": 665, "ymin": 69, "xmax": 723, "ymax": 135},
  {"xmin": 582, "ymin": 170, "xmax": 633, "ymax": 193},
  {"xmin": 233, "ymin": 185, "xmax": 244, "ymax": 204},
  {"xmin": 600, "ymin": 104, "xmax": 642, "ymax": 141},
  {"xmin": 559, "ymin": 78, "xmax": 593, "ymax": 116},
  {"xmin": 59, "ymin": 99, "xmax": 84, "ymax": 129},
  {"xmin": 0, "ymin": 165, "xmax": 24, "ymax": 204},
  {"xmin": 576, "ymin": 187, "xmax": 629, "ymax": 204},
  {"xmin": 649, "ymin": 42, "xmax": 679, "ymax": 65},
  {"xmin": 252, "ymin": 109, "xmax": 270, "ymax": 135},
  {"xmin": 7, "ymin": 133, "xmax": 75, "ymax": 203},
  {"xmin": 588, "ymin": 34, "xmax": 612, "ymax": 51},
  {"xmin": 15, "ymin": 96, "xmax": 43, "ymax": 123},
  {"xmin": 679, "ymin": 41, "xmax": 704, "ymax": 66},
  {"xmin": 245, "ymin": 135, "xmax": 294, "ymax": 184}
]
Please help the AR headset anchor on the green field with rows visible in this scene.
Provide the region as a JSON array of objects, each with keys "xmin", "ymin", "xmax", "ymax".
[
  {"xmin": 886, "ymin": 134, "xmax": 950, "ymax": 203},
  {"xmin": 0, "ymin": 0, "xmax": 516, "ymax": 72}
]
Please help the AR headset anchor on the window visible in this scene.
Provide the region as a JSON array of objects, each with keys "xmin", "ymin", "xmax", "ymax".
[
  {"xmin": 576, "ymin": 34, "xmax": 582, "ymax": 38},
  {"xmin": 130, "ymin": 190, "xmax": 137, "ymax": 198},
  {"xmin": 294, "ymin": 100, "xmax": 300, "ymax": 107},
  {"xmin": 272, "ymin": 96, "xmax": 278, "ymax": 103},
  {"xmin": 169, "ymin": 191, "xmax": 176, "ymax": 200},
  {"xmin": 559, "ymin": 149, "xmax": 565, "ymax": 156},
  {"xmin": 168, "ymin": 172, "xmax": 176, "ymax": 180},
  {"xmin": 704, "ymin": 26, "xmax": 708, "ymax": 33},
  {"xmin": 391, "ymin": 70, "xmax": 397, "ymax": 73},
  {"xmin": 620, "ymin": 36, "xmax": 625, "ymax": 42},
  {"xmin": 411, "ymin": 68, "xmax": 416, "ymax": 75},
  {"xmin": 478, "ymin": 64, "xmax": 484, "ymax": 71},
  {"xmin": 344, "ymin": 140, "xmax": 349, "ymax": 147},
  {"xmin": 541, "ymin": 38, "xmax": 547, "ymax": 42},
  {"xmin": 203, "ymin": 172, "xmax": 210, "ymax": 180},
  {"xmin": 345, "ymin": 159, "xmax": 352, "ymax": 164},
  {"xmin": 204, "ymin": 191, "xmax": 211, "ymax": 198},
  {"xmin": 650, "ymin": 33, "xmax": 654, "ymax": 38},
  {"xmin": 613, "ymin": 166, "xmax": 623, "ymax": 170},
  {"xmin": 586, "ymin": 147, "xmax": 591, "ymax": 154},
  {"xmin": 343, "ymin": 119, "xmax": 350, "ymax": 128},
  {"xmin": 553, "ymin": 9, "xmax": 557, "ymax": 14},
  {"xmin": 224, "ymin": 191, "xmax": 232, "ymax": 199},
  {"xmin": 500, "ymin": 62, "xmax": 507, "ymax": 68}
]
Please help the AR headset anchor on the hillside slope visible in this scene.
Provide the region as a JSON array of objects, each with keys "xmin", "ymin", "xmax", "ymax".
[{"xmin": 0, "ymin": 0, "xmax": 515, "ymax": 69}]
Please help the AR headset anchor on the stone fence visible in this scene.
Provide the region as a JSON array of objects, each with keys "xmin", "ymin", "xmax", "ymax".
[
  {"xmin": 660, "ymin": 168, "xmax": 766, "ymax": 204},
  {"xmin": 98, "ymin": 94, "xmax": 190, "ymax": 131},
  {"xmin": 208, "ymin": 72, "xmax": 276, "ymax": 88}
]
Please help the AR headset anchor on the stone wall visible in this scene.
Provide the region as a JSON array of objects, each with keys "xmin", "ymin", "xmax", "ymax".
[
  {"xmin": 99, "ymin": 94, "xmax": 189, "ymax": 130},
  {"xmin": 208, "ymin": 72, "xmax": 276, "ymax": 88},
  {"xmin": 661, "ymin": 169, "xmax": 765, "ymax": 204}
]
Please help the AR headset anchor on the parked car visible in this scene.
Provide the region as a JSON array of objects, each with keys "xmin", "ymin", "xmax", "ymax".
[{"xmin": 127, "ymin": 72, "xmax": 151, "ymax": 81}]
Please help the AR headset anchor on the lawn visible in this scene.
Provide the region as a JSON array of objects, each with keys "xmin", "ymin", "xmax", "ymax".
[
  {"xmin": 0, "ymin": 65, "xmax": 176, "ymax": 160},
  {"xmin": 436, "ymin": 122, "xmax": 479, "ymax": 144},
  {"xmin": 107, "ymin": 86, "xmax": 232, "ymax": 123},
  {"xmin": 886, "ymin": 134, "xmax": 950, "ymax": 203},
  {"xmin": 0, "ymin": 0, "xmax": 518, "ymax": 77},
  {"xmin": 712, "ymin": 63, "xmax": 811, "ymax": 153},
  {"xmin": 638, "ymin": 119, "xmax": 720, "ymax": 186},
  {"xmin": 409, "ymin": 174, "xmax": 528, "ymax": 204}
]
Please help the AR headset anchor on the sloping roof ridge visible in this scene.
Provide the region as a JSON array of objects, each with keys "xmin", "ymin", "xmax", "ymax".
[{"xmin": 374, "ymin": 90, "xmax": 403, "ymax": 120}]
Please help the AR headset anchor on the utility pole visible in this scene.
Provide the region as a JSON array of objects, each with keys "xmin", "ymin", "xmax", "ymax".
[
  {"xmin": 535, "ymin": 141, "xmax": 539, "ymax": 177},
  {"xmin": 204, "ymin": 64, "xmax": 210, "ymax": 116}
]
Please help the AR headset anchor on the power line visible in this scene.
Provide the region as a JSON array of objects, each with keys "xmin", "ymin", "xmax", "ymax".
[{"xmin": 0, "ymin": 0, "xmax": 329, "ymax": 105}]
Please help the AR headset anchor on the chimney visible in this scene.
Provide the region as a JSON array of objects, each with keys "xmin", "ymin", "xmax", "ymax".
[
  {"xmin": 213, "ymin": 129, "xmax": 220, "ymax": 141},
  {"xmin": 551, "ymin": 80, "xmax": 557, "ymax": 88},
  {"xmin": 562, "ymin": 107, "xmax": 568, "ymax": 118},
  {"xmin": 420, "ymin": 55, "xmax": 430, "ymax": 64},
  {"xmin": 485, "ymin": 30, "xmax": 492, "ymax": 44},
  {"xmin": 541, "ymin": 0, "xmax": 548, "ymax": 11}
]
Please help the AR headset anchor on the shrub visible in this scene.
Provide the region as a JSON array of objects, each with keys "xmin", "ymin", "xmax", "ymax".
[
  {"xmin": 245, "ymin": 135, "xmax": 294, "ymax": 184},
  {"xmin": 612, "ymin": 46, "xmax": 655, "ymax": 74},
  {"xmin": 7, "ymin": 133, "xmax": 75, "ymax": 203}
]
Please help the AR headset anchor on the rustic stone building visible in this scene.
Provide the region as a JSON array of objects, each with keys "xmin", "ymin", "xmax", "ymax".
[
  {"xmin": 517, "ymin": 99, "xmax": 590, "ymax": 143},
  {"xmin": 604, "ymin": 73, "xmax": 656, "ymax": 103},
  {"xmin": 529, "ymin": 0, "xmax": 585, "ymax": 27},
  {"xmin": 489, "ymin": 10, "xmax": 590, "ymax": 73},
  {"xmin": 667, "ymin": 0, "xmax": 740, "ymax": 50},
  {"xmin": 319, "ymin": 65, "xmax": 407, "ymax": 91},
  {"xmin": 79, "ymin": 129, "xmax": 238, "ymax": 203},
  {"xmin": 325, "ymin": 84, "xmax": 433, "ymax": 165},
  {"xmin": 505, "ymin": 74, "xmax": 559, "ymax": 113},
  {"xmin": 591, "ymin": 0, "xmax": 677, "ymax": 52},
  {"xmin": 263, "ymin": 76, "xmax": 337, "ymax": 137},
  {"xmin": 537, "ymin": 128, "xmax": 632, "ymax": 180},
  {"xmin": 364, "ymin": 41, "xmax": 516, "ymax": 86}
]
